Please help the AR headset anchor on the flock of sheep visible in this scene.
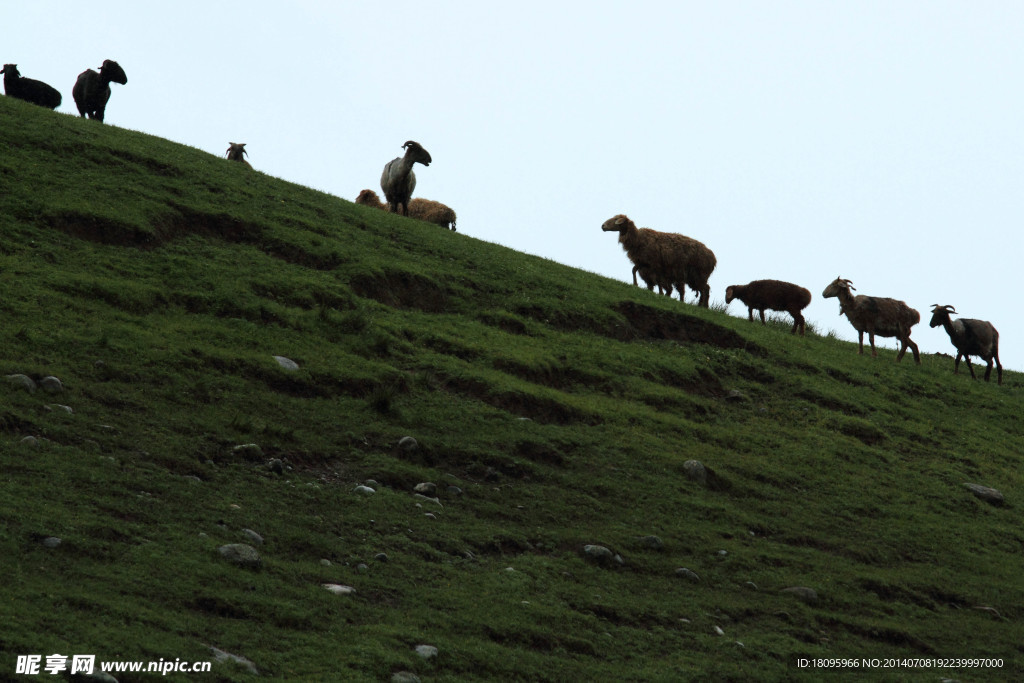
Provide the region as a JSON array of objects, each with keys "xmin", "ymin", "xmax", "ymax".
[
  {"xmin": 602, "ymin": 214, "xmax": 1003, "ymax": 385},
  {"xmin": 1, "ymin": 60, "xmax": 126, "ymax": 122},
  {"xmin": 3, "ymin": 60, "xmax": 1002, "ymax": 385}
]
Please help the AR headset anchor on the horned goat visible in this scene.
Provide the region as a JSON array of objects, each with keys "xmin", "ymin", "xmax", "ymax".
[
  {"xmin": 929, "ymin": 305, "xmax": 1002, "ymax": 385},
  {"xmin": 1, "ymin": 64, "xmax": 61, "ymax": 109},
  {"xmin": 72, "ymin": 59, "xmax": 127, "ymax": 122},
  {"xmin": 225, "ymin": 142, "xmax": 252, "ymax": 168},
  {"xmin": 821, "ymin": 277, "xmax": 920, "ymax": 363},
  {"xmin": 355, "ymin": 189, "xmax": 456, "ymax": 230},
  {"xmin": 380, "ymin": 141, "xmax": 431, "ymax": 216},
  {"xmin": 725, "ymin": 279, "xmax": 812, "ymax": 335},
  {"xmin": 601, "ymin": 214, "xmax": 716, "ymax": 307}
]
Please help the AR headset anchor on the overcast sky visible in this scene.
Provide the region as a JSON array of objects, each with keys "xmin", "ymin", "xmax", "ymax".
[{"xmin": 7, "ymin": 1, "xmax": 1023, "ymax": 372}]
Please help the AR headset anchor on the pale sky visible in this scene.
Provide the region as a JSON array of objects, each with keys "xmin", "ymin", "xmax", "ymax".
[{"xmin": 6, "ymin": 1, "xmax": 1023, "ymax": 371}]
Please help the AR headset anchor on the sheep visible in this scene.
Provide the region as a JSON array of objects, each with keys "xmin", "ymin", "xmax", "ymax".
[
  {"xmin": 632, "ymin": 264, "xmax": 673, "ymax": 296},
  {"xmin": 355, "ymin": 189, "xmax": 456, "ymax": 230},
  {"xmin": 380, "ymin": 141, "xmax": 431, "ymax": 216},
  {"xmin": 225, "ymin": 142, "xmax": 252, "ymax": 168},
  {"xmin": 1, "ymin": 64, "xmax": 61, "ymax": 109},
  {"xmin": 821, "ymin": 277, "xmax": 921, "ymax": 363},
  {"xmin": 601, "ymin": 214, "xmax": 716, "ymax": 307},
  {"xmin": 928, "ymin": 305, "xmax": 1002, "ymax": 385},
  {"xmin": 72, "ymin": 59, "xmax": 127, "ymax": 122},
  {"xmin": 725, "ymin": 279, "xmax": 812, "ymax": 335}
]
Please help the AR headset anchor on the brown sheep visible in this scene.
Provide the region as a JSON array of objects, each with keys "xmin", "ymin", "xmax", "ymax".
[
  {"xmin": 725, "ymin": 279, "xmax": 812, "ymax": 335},
  {"xmin": 822, "ymin": 277, "xmax": 920, "ymax": 363},
  {"xmin": 929, "ymin": 305, "xmax": 1002, "ymax": 385},
  {"xmin": 601, "ymin": 214, "xmax": 716, "ymax": 307},
  {"xmin": 225, "ymin": 142, "xmax": 252, "ymax": 168},
  {"xmin": 355, "ymin": 189, "xmax": 456, "ymax": 230}
]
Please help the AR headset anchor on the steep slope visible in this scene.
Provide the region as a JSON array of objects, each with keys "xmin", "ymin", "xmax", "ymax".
[{"xmin": 1, "ymin": 96, "xmax": 1022, "ymax": 681}]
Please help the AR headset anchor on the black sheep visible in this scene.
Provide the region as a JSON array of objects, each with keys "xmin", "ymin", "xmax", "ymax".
[
  {"xmin": 1, "ymin": 64, "xmax": 61, "ymax": 109},
  {"xmin": 72, "ymin": 60, "xmax": 127, "ymax": 122}
]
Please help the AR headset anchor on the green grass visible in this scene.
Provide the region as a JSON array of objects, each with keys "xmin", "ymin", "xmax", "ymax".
[{"xmin": 1, "ymin": 95, "xmax": 1022, "ymax": 681}]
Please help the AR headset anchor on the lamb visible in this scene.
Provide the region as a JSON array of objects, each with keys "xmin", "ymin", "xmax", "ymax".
[
  {"xmin": 725, "ymin": 279, "xmax": 812, "ymax": 335},
  {"xmin": 225, "ymin": 142, "xmax": 252, "ymax": 168},
  {"xmin": 821, "ymin": 277, "xmax": 921, "ymax": 363},
  {"xmin": 601, "ymin": 214, "xmax": 716, "ymax": 307},
  {"xmin": 1, "ymin": 64, "xmax": 61, "ymax": 109},
  {"xmin": 632, "ymin": 264, "xmax": 673, "ymax": 296},
  {"xmin": 355, "ymin": 189, "xmax": 456, "ymax": 230},
  {"xmin": 928, "ymin": 305, "xmax": 1002, "ymax": 385},
  {"xmin": 72, "ymin": 59, "xmax": 127, "ymax": 122},
  {"xmin": 380, "ymin": 141, "xmax": 431, "ymax": 216}
]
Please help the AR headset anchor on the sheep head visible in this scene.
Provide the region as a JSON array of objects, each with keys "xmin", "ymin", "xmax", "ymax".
[
  {"xmin": 402, "ymin": 140, "xmax": 431, "ymax": 166},
  {"xmin": 99, "ymin": 60, "xmax": 127, "ymax": 85},
  {"xmin": 724, "ymin": 285, "xmax": 736, "ymax": 304},
  {"xmin": 0, "ymin": 64, "xmax": 18, "ymax": 76},
  {"xmin": 226, "ymin": 142, "xmax": 248, "ymax": 160},
  {"xmin": 601, "ymin": 214, "xmax": 633, "ymax": 233},
  {"xmin": 822, "ymin": 277, "xmax": 855, "ymax": 299},
  {"xmin": 929, "ymin": 304, "xmax": 956, "ymax": 328}
]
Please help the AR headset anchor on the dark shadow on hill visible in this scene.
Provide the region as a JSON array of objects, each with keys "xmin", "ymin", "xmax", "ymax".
[
  {"xmin": 615, "ymin": 301, "xmax": 764, "ymax": 354},
  {"xmin": 351, "ymin": 269, "xmax": 451, "ymax": 313}
]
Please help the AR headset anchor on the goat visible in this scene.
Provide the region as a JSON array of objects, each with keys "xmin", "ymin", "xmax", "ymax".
[
  {"xmin": 1, "ymin": 64, "xmax": 61, "ymax": 109},
  {"xmin": 380, "ymin": 141, "xmax": 431, "ymax": 216},
  {"xmin": 601, "ymin": 214, "xmax": 716, "ymax": 307},
  {"xmin": 821, "ymin": 277, "xmax": 920, "ymax": 363},
  {"xmin": 225, "ymin": 142, "xmax": 252, "ymax": 168},
  {"xmin": 355, "ymin": 189, "xmax": 456, "ymax": 230},
  {"xmin": 929, "ymin": 305, "xmax": 1002, "ymax": 385},
  {"xmin": 725, "ymin": 279, "xmax": 812, "ymax": 335},
  {"xmin": 72, "ymin": 59, "xmax": 127, "ymax": 122}
]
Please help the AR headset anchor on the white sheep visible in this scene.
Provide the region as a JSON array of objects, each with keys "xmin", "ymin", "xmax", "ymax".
[
  {"xmin": 380, "ymin": 141, "xmax": 431, "ymax": 216},
  {"xmin": 822, "ymin": 277, "xmax": 920, "ymax": 363}
]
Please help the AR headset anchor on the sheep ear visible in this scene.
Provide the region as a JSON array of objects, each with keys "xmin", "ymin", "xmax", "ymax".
[{"xmin": 615, "ymin": 216, "xmax": 626, "ymax": 226}]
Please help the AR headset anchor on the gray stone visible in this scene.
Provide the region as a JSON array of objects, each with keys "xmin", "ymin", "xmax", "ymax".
[
  {"xmin": 320, "ymin": 558, "xmax": 332, "ymax": 566},
  {"xmin": 354, "ymin": 485, "xmax": 375, "ymax": 495},
  {"xmin": 6, "ymin": 374, "xmax": 36, "ymax": 393},
  {"xmin": 675, "ymin": 567, "xmax": 700, "ymax": 582},
  {"xmin": 209, "ymin": 646, "xmax": 259, "ymax": 675},
  {"xmin": 217, "ymin": 543, "xmax": 262, "ymax": 569},
  {"xmin": 725, "ymin": 389, "xmax": 746, "ymax": 402},
  {"xmin": 267, "ymin": 458, "xmax": 285, "ymax": 474},
  {"xmin": 447, "ymin": 485, "xmax": 463, "ymax": 496},
  {"xmin": 414, "ymin": 644, "xmax": 438, "ymax": 660},
  {"xmin": 781, "ymin": 586, "xmax": 818, "ymax": 603},
  {"xmin": 232, "ymin": 443, "xmax": 263, "ymax": 457},
  {"xmin": 391, "ymin": 673, "xmax": 422, "ymax": 683},
  {"xmin": 397, "ymin": 436, "xmax": 418, "ymax": 451},
  {"xmin": 45, "ymin": 404, "xmax": 73, "ymax": 414},
  {"xmin": 414, "ymin": 482, "xmax": 437, "ymax": 495},
  {"xmin": 583, "ymin": 544, "xmax": 623, "ymax": 566},
  {"xmin": 241, "ymin": 528, "xmax": 264, "ymax": 545},
  {"xmin": 636, "ymin": 535, "xmax": 664, "ymax": 551},
  {"xmin": 39, "ymin": 376, "xmax": 64, "ymax": 393},
  {"xmin": 20, "ymin": 436, "xmax": 39, "ymax": 447},
  {"xmin": 41, "ymin": 536, "xmax": 62, "ymax": 549},
  {"xmin": 374, "ymin": 553, "xmax": 389, "ymax": 563},
  {"xmin": 322, "ymin": 583, "xmax": 355, "ymax": 595},
  {"xmin": 964, "ymin": 483, "xmax": 1004, "ymax": 506},
  {"xmin": 683, "ymin": 459, "xmax": 707, "ymax": 484},
  {"xmin": 273, "ymin": 355, "xmax": 299, "ymax": 371}
]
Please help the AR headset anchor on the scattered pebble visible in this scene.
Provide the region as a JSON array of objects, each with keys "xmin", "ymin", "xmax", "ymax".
[
  {"xmin": 208, "ymin": 646, "xmax": 259, "ymax": 675},
  {"xmin": 41, "ymin": 536, "xmax": 62, "ymax": 549},
  {"xmin": 320, "ymin": 559, "xmax": 332, "ymax": 567},
  {"xmin": 391, "ymin": 672, "xmax": 421, "ymax": 683},
  {"xmin": 583, "ymin": 544, "xmax": 623, "ymax": 566},
  {"xmin": 39, "ymin": 376, "xmax": 64, "ymax": 393},
  {"xmin": 374, "ymin": 553, "xmax": 389, "ymax": 563},
  {"xmin": 397, "ymin": 436, "xmax": 418, "ymax": 451},
  {"xmin": 414, "ymin": 482, "xmax": 437, "ymax": 495},
  {"xmin": 354, "ymin": 485, "xmax": 375, "ymax": 495},
  {"xmin": 241, "ymin": 529, "xmax": 264, "ymax": 546},
  {"xmin": 273, "ymin": 356, "xmax": 299, "ymax": 371},
  {"xmin": 6, "ymin": 374, "xmax": 36, "ymax": 393},
  {"xmin": 217, "ymin": 544, "xmax": 262, "ymax": 570},
  {"xmin": 636, "ymin": 535, "xmax": 664, "ymax": 551},
  {"xmin": 964, "ymin": 483, "xmax": 1004, "ymax": 506},
  {"xmin": 675, "ymin": 568, "xmax": 700, "ymax": 582},
  {"xmin": 414, "ymin": 645, "xmax": 438, "ymax": 660},
  {"xmin": 322, "ymin": 583, "xmax": 356, "ymax": 595},
  {"xmin": 683, "ymin": 460, "xmax": 707, "ymax": 484}
]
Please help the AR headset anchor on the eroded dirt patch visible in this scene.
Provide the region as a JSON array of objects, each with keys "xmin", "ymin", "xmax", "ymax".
[
  {"xmin": 615, "ymin": 301, "xmax": 763, "ymax": 353},
  {"xmin": 350, "ymin": 269, "xmax": 451, "ymax": 313}
]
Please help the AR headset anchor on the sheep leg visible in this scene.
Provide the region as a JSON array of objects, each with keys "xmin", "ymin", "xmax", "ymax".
[
  {"xmin": 791, "ymin": 312, "xmax": 805, "ymax": 336},
  {"xmin": 961, "ymin": 354, "xmax": 977, "ymax": 379},
  {"xmin": 857, "ymin": 331, "xmax": 865, "ymax": 355},
  {"xmin": 983, "ymin": 358, "xmax": 994, "ymax": 382},
  {"xmin": 756, "ymin": 309, "xmax": 766, "ymax": 325},
  {"xmin": 747, "ymin": 308, "xmax": 755, "ymax": 323}
]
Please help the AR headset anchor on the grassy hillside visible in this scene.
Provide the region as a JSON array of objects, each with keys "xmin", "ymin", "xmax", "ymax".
[{"xmin": 1, "ymin": 95, "xmax": 1022, "ymax": 682}]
